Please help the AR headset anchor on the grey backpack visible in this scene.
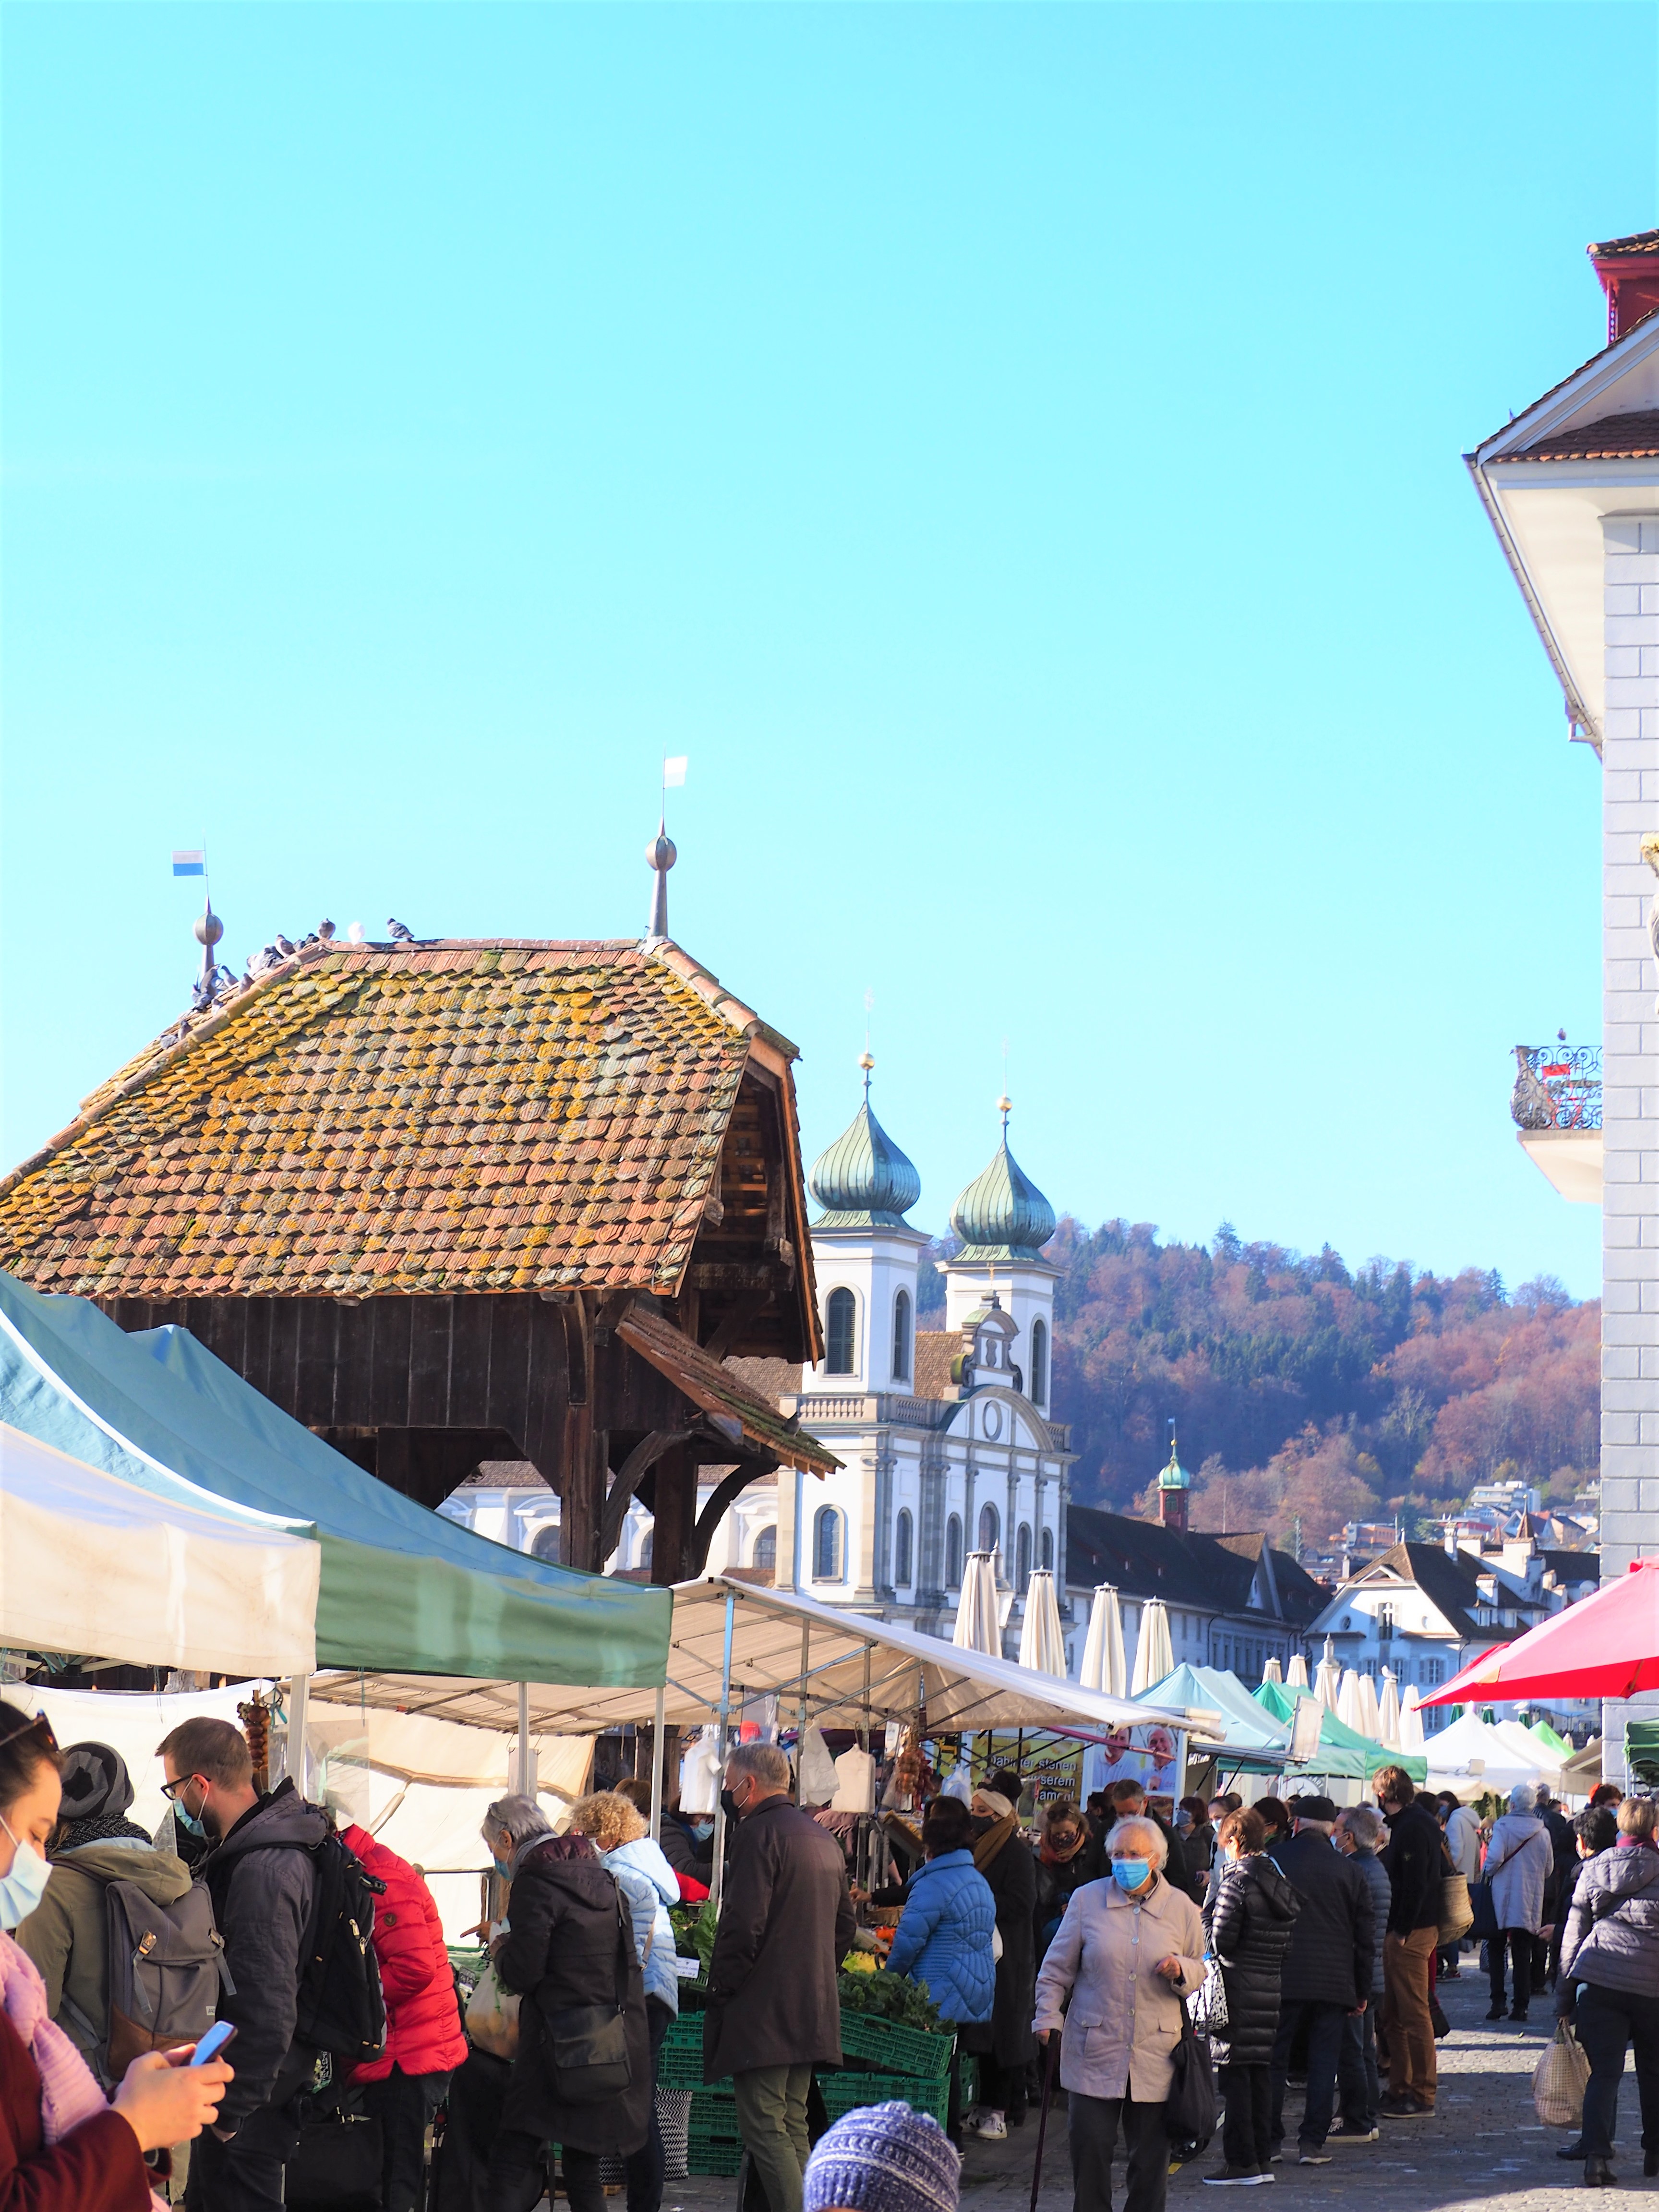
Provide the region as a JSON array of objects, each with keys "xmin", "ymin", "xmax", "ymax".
[{"xmin": 98, "ymin": 1878, "xmax": 232, "ymax": 2077}]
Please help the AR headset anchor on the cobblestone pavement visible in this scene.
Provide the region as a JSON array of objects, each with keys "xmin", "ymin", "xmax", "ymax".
[{"xmin": 661, "ymin": 1969, "xmax": 1654, "ymax": 2212}]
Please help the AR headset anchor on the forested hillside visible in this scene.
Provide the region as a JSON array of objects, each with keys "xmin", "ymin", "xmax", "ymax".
[{"xmin": 918, "ymin": 1219, "xmax": 1598, "ymax": 1549}]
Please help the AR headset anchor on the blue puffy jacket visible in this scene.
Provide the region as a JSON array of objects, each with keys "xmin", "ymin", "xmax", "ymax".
[
  {"xmin": 603, "ymin": 1837, "xmax": 682, "ymax": 2014},
  {"xmin": 886, "ymin": 1849, "xmax": 996, "ymax": 2024}
]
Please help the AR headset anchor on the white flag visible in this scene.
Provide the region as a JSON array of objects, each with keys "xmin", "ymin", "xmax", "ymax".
[{"xmin": 663, "ymin": 755, "xmax": 688, "ymax": 788}]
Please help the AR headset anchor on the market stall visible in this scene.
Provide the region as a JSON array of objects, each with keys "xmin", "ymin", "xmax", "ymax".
[{"xmin": 1253, "ymin": 1677, "xmax": 1429, "ymax": 1787}]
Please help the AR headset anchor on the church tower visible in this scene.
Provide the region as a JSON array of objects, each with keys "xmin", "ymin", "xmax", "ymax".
[
  {"xmin": 943, "ymin": 1098, "xmax": 1058, "ymax": 1417},
  {"xmin": 804, "ymin": 1055, "xmax": 927, "ymax": 1393}
]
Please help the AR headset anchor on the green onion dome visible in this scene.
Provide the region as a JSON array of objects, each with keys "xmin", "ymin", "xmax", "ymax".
[
  {"xmin": 809, "ymin": 1069, "xmax": 922, "ymax": 1229},
  {"xmin": 950, "ymin": 1105, "xmax": 1056, "ymax": 1261}
]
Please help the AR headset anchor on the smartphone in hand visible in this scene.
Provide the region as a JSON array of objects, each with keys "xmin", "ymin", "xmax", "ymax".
[{"xmin": 188, "ymin": 2021, "xmax": 238, "ymax": 2067}]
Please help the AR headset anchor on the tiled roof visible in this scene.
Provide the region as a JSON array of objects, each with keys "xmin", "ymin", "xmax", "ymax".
[
  {"xmin": 617, "ymin": 1306, "xmax": 838, "ymax": 1475},
  {"xmin": 1592, "ymin": 229, "xmax": 1659, "ymax": 258},
  {"xmin": 0, "ymin": 937, "xmax": 800, "ymax": 1302},
  {"xmin": 1065, "ymin": 1504, "xmax": 1323, "ymax": 1627},
  {"xmin": 1506, "ymin": 408, "xmax": 1659, "ymax": 461},
  {"xmin": 913, "ymin": 1330, "xmax": 961, "ymax": 1401}
]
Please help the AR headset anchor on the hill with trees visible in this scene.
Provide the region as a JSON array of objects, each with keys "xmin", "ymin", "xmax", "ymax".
[{"xmin": 918, "ymin": 1219, "xmax": 1598, "ymax": 1551}]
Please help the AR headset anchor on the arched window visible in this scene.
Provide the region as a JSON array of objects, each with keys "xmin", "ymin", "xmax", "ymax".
[
  {"xmin": 752, "ymin": 1527, "xmax": 777, "ymax": 1575},
  {"xmin": 813, "ymin": 1506, "xmax": 842, "ymax": 1581},
  {"xmin": 891, "ymin": 1290, "xmax": 912, "ymax": 1383},
  {"xmin": 1016, "ymin": 1523, "xmax": 1033, "ymax": 1593},
  {"xmin": 1040, "ymin": 1526, "xmax": 1054, "ymax": 1572},
  {"xmin": 1030, "ymin": 1318, "xmax": 1048, "ymax": 1406},
  {"xmin": 978, "ymin": 1502, "xmax": 1000, "ymax": 1557},
  {"xmin": 894, "ymin": 1509, "xmax": 914, "ymax": 1587},
  {"xmin": 825, "ymin": 1288, "xmax": 856, "ymax": 1375},
  {"xmin": 531, "ymin": 1525, "xmax": 561, "ymax": 1564},
  {"xmin": 945, "ymin": 1514, "xmax": 963, "ymax": 1587},
  {"xmin": 638, "ymin": 1529, "xmax": 653, "ymax": 1572}
]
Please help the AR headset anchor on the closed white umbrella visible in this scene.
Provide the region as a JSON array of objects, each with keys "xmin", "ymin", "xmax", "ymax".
[
  {"xmin": 1400, "ymin": 1684, "xmax": 1426, "ymax": 1754},
  {"xmin": 952, "ymin": 1551, "xmax": 1002, "ymax": 1657},
  {"xmin": 1357, "ymin": 1671, "xmax": 1382, "ymax": 1739},
  {"xmin": 1286, "ymin": 1652, "xmax": 1310, "ymax": 1690},
  {"xmin": 1262, "ymin": 1655, "xmax": 1283, "ymax": 1685},
  {"xmin": 1337, "ymin": 1669, "xmax": 1365, "ymax": 1733},
  {"xmin": 1131, "ymin": 1598, "xmax": 1176, "ymax": 1696},
  {"xmin": 1378, "ymin": 1669, "xmax": 1403, "ymax": 1750},
  {"xmin": 1314, "ymin": 1639, "xmax": 1342, "ymax": 1714},
  {"xmin": 1079, "ymin": 1585, "xmax": 1128, "ymax": 1698},
  {"xmin": 1017, "ymin": 1569, "xmax": 1067, "ymax": 1677}
]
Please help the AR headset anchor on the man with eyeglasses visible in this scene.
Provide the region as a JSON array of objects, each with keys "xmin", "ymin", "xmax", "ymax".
[{"xmin": 157, "ymin": 1717, "xmax": 328, "ymax": 2212}]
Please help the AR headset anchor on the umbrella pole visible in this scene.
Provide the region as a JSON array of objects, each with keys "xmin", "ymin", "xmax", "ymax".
[
  {"xmin": 712, "ymin": 1587, "xmax": 736, "ymax": 1913},
  {"xmin": 649, "ymin": 1685, "xmax": 666, "ymax": 1840},
  {"xmin": 1172, "ymin": 1727, "xmax": 1188, "ymax": 1806}
]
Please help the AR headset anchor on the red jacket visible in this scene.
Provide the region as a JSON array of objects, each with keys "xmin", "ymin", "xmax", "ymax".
[
  {"xmin": 0, "ymin": 2008, "xmax": 148, "ymax": 2212},
  {"xmin": 343, "ymin": 1825, "xmax": 468, "ymax": 2082}
]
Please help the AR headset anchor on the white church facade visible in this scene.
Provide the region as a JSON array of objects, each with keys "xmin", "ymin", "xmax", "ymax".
[{"xmin": 767, "ymin": 1068, "xmax": 1075, "ymax": 1656}]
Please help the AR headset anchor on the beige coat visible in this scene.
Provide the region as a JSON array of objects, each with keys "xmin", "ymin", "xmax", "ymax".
[{"xmin": 1031, "ymin": 1873, "xmax": 1205, "ymax": 2102}]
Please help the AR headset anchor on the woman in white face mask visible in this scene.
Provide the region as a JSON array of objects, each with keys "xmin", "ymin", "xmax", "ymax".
[{"xmin": 0, "ymin": 1698, "xmax": 234, "ymax": 2211}]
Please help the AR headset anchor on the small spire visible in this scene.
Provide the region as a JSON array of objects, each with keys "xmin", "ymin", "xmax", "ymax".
[
  {"xmin": 997, "ymin": 1092, "xmax": 1012, "ymax": 1130},
  {"xmin": 644, "ymin": 816, "xmax": 677, "ymax": 943},
  {"xmin": 859, "ymin": 1049, "xmax": 874, "ymax": 1102}
]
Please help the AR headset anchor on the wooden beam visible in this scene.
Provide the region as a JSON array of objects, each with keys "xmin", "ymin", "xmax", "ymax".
[
  {"xmin": 650, "ymin": 1443, "xmax": 697, "ymax": 1586},
  {"xmin": 690, "ymin": 1457, "xmax": 779, "ymax": 1577},
  {"xmin": 600, "ymin": 1427, "xmax": 695, "ymax": 1562}
]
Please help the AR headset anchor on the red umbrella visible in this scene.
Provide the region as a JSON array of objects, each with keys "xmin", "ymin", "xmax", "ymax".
[{"xmin": 1420, "ymin": 1559, "xmax": 1659, "ymax": 1708}]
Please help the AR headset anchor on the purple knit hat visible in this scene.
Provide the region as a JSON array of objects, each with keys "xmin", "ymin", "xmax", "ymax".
[{"xmin": 803, "ymin": 2102, "xmax": 960, "ymax": 2212}]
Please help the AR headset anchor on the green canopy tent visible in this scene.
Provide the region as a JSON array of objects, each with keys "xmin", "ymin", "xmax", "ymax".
[
  {"xmin": 1254, "ymin": 1678, "xmax": 1428, "ymax": 1786},
  {"xmin": 0, "ymin": 1268, "xmax": 668, "ymax": 1685}
]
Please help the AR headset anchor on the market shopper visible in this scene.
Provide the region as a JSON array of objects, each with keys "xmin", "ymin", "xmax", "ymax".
[
  {"xmin": 614, "ymin": 1781, "xmax": 712, "ymax": 1892},
  {"xmin": 886, "ymin": 1797, "xmax": 996, "ymax": 2029},
  {"xmin": 959, "ymin": 1783, "xmax": 1037, "ymax": 2141},
  {"xmin": 1201, "ymin": 1806, "xmax": 1298, "ymax": 2185},
  {"xmin": 1558, "ymin": 1794, "xmax": 1659, "ymax": 2188},
  {"xmin": 1032, "ymin": 1814, "xmax": 1204, "ymax": 2212},
  {"xmin": 1033, "ymin": 1801, "xmax": 1100, "ymax": 1961},
  {"xmin": 14, "ymin": 1742, "xmax": 191, "ymax": 2074},
  {"xmin": 1372, "ymin": 1766, "xmax": 1444, "ymax": 2115},
  {"xmin": 485, "ymin": 1830, "xmax": 651, "ymax": 2212},
  {"xmin": 1331, "ymin": 1805, "xmax": 1390, "ymax": 2141},
  {"xmin": 704, "ymin": 1744, "xmax": 855, "ymax": 2212},
  {"xmin": 336, "ymin": 1819, "xmax": 467, "ymax": 2212},
  {"xmin": 568, "ymin": 1790, "xmax": 682, "ymax": 2212},
  {"xmin": 1103, "ymin": 1782, "xmax": 1191, "ymax": 1899},
  {"xmin": 1479, "ymin": 1783, "xmax": 1553, "ymax": 2024},
  {"xmin": 158, "ymin": 1716, "xmax": 329, "ymax": 2212},
  {"xmin": 1179, "ymin": 1797, "xmax": 1216, "ymax": 1903},
  {"xmin": 1265, "ymin": 1795, "xmax": 1374, "ymax": 2161},
  {"xmin": 0, "ymin": 1700, "xmax": 233, "ymax": 2212}
]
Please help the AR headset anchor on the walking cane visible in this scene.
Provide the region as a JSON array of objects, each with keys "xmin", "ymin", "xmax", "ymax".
[{"xmin": 1029, "ymin": 2034, "xmax": 1060, "ymax": 2212}]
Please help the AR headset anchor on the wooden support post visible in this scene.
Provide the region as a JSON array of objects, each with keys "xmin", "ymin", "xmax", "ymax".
[{"xmin": 651, "ymin": 1444, "xmax": 697, "ymax": 1585}]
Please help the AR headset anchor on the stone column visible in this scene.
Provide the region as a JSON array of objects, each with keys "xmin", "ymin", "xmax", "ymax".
[{"xmin": 1600, "ymin": 514, "xmax": 1659, "ymax": 1772}]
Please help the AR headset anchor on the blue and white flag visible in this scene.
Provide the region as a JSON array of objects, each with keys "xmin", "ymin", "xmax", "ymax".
[{"xmin": 172, "ymin": 849, "xmax": 205, "ymax": 877}]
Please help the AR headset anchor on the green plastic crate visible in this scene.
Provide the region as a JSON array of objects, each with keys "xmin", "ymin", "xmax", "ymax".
[
  {"xmin": 687, "ymin": 2138, "xmax": 745, "ymax": 2176},
  {"xmin": 836, "ymin": 2010, "xmax": 953, "ymax": 2081},
  {"xmin": 659, "ymin": 2016, "xmax": 706, "ymax": 2087},
  {"xmin": 819, "ymin": 2070, "xmax": 950, "ymax": 2130}
]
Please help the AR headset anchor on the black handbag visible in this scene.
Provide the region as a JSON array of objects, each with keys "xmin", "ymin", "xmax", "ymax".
[
  {"xmin": 540, "ymin": 1890, "xmax": 635, "ymax": 2102},
  {"xmin": 1165, "ymin": 2003, "xmax": 1218, "ymax": 2155},
  {"xmin": 284, "ymin": 2108, "xmax": 384, "ymax": 2212},
  {"xmin": 1470, "ymin": 1839, "xmax": 1525, "ymax": 1942}
]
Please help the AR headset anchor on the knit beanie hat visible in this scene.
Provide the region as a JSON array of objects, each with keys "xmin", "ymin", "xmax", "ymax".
[{"xmin": 803, "ymin": 2102, "xmax": 960, "ymax": 2212}]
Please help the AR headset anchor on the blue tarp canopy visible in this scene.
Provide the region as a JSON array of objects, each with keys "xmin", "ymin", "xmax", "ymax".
[
  {"xmin": 0, "ymin": 1269, "xmax": 669, "ymax": 1686},
  {"xmin": 1141, "ymin": 1663, "xmax": 1292, "ymax": 1773}
]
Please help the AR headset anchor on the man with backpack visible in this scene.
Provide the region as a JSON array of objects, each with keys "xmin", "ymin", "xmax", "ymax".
[{"xmin": 159, "ymin": 1717, "xmax": 337, "ymax": 2212}]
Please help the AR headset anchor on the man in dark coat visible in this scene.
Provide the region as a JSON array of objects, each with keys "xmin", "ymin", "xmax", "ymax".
[
  {"xmin": 1265, "ymin": 1796, "xmax": 1374, "ymax": 2165},
  {"xmin": 1536, "ymin": 1789, "xmax": 1578, "ymax": 1987},
  {"xmin": 487, "ymin": 1831, "xmax": 651, "ymax": 2212},
  {"xmin": 704, "ymin": 1743, "xmax": 854, "ymax": 2212},
  {"xmin": 159, "ymin": 1717, "xmax": 327, "ymax": 2212},
  {"xmin": 1374, "ymin": 1766, "xmax": 1444, "ymax": 2117}
]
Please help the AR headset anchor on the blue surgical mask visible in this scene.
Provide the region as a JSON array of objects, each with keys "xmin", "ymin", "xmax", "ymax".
[
  {"xmin": 493, "ymin": 1855, "xmax": 513, "ymax": 1877},
  {"xmin": 1111, "ymin": 1858, "xmax": 1152, "ymax": 1893},
  {"xmin": 0, "ymin": 1815, "xmax": 52, "ymax": 1927},
  {"xmin": 174, "ymin": 1800, "xmax": 207, "ymax": 1839},
  {"xmin": 691, "ymin": 1820, "xmax": 714, "ymax": 1841}
]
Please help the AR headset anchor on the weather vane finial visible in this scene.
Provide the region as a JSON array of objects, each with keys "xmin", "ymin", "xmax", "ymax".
[
  {"xmin": 644, "ymin": 756, "xmax": 687, "ymax": 943},
  {"xmin": 860, "ymin": 989, "xmax": 875, "ymax": 1100}
]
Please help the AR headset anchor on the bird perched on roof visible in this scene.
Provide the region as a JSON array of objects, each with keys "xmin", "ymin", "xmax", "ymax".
[
  {"xmin": 318, "ymin": 918, "xmax": 336, "ymax": 940},
  {"xmin": 274, "ymin": 934, "xmax": 296, "ymax": 958},
  {"xmin": 387, "ymin": 917, "xmax": 415, "ymax": 943}
]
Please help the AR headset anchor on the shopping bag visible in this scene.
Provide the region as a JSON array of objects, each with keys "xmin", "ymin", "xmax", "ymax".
[
  {"xmin": 1165, "ymin": 2007, "xmax": 1218, "ymax": 2155},
  {"xmin": 464, "ymin": 1959, "xmax": 521, "ymax": 2062},
  {"xmin": 1438, "ymin": 1872, "xmax": 1474, "ymax": 1945},
  {"xmin": 1468, "ymin": 1879, "xmax": 1500, "ymax": 1942},
  {"xmin": 1533, "ymin": 2021, "xmax": 1591, "ymax": 2129},
  {"xmin": 1186, "ymin": 1961, "xmax": 1229, "ymax": 2037}
]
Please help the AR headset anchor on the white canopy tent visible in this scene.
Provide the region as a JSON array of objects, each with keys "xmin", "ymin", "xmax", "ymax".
[
  {"xmin": 0, "ymin": 1421, "xmax": 319, "ymax": 1677},
  {"xmin": 1423, "ymin": 1709, "xmax": 1551, "ymax": 1801}
]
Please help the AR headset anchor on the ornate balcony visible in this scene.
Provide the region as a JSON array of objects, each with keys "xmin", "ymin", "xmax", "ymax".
[{"xmin": 1512, "ymin": 1042, "xmax": 1601, "ymax": 1203}]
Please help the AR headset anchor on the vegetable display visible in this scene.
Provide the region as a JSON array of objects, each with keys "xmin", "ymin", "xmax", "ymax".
[{"xmin": 836, "ymin": 1970, "xmax": 945, "ymax": 2033}]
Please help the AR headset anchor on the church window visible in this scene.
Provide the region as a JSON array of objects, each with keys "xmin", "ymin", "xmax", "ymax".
[
  {"xmin": 892, "ymin": 1290, "xmax": 912, "ymax": 1383},
  {"xmin": 1040, "ymin": 1527, "xmax": 1054, "ymax": 1572},
  {"xmin": 825, "ymin": 1288, "xmax": 856, "ymax": 1375},
  {"xmin": 1016, "ymin": 1523, "xmax": 1033, "ymax": 1593},
  {"xmin": 1031, "ymin": 1319, "xmax": 1048, "ymax": 1405},
  {"xmin": 531, "ymin": 1525, "xmax": 561, "ymax": 1563},
  {"xmin": 813, "ymin": 1507, "xmax": 843, "ymax": 1581},
  {"xmin": 894, "ymin": 1509, "xmax": 914, "ymax": 1587},
  {"xmin": 978, "ymin": 1502, "xmax": 1000, "ymax": 1557},
  {"xmin": 753, "ymin": 1527, "xmax": 777, "ymax": 1574},
  {"xmin": 946, "ymin": 1514, "xmax": 963, "ymax": 1587}
]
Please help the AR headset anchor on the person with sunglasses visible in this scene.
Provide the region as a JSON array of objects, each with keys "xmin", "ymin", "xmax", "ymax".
[{"xmin": 0, "ymin": 1698, "xmax": 233, "ymax": 2210}]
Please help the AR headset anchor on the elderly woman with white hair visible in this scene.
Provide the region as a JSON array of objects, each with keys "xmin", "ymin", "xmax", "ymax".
[
  {"xmin": 1482, "ymin": 1782, "xmax": 1553, "ymax": 2024},
  {"xmin": 1032, "ymin": 1812, "xmax": 1204, "ymax": 2212}
]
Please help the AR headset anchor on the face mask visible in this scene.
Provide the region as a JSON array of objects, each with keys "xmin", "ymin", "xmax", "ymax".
[
  {"xmin": 720, "ymin": 1787, "xmax": 749, "ymax": 1822},
  {"xmin": 0, "ymin": 1815, "xmax": 52, "ymax": 1927},
  {"xmin": 171, "ymin": 1780, "xmax": 210, "ymax": 1840},
  {"xmin": 691, "ymin": 1821, "xmax": 714, "ymax": 1841},
  {"xmin": 1111, "ymin": 1858, "xmax": 1152, "ymax": 1893},
  {"xmin": 493, "ymin": 1852, "xmax": 514, "ymax": 1877}
]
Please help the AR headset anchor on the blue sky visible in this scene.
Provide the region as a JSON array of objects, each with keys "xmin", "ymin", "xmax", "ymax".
[{"xmin": 3, "ymin": 4, "xmax": 1654, "ymax": 1300}]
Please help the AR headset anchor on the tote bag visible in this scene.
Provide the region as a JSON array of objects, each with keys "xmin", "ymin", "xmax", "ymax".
[
  {"xmin": 1166, "ymin": 2006, "xmax": 1218, "ymax": 2155},
  {"xmin": 465, "ymin": 1960, "xmax": 521, "ymax": 2062}
]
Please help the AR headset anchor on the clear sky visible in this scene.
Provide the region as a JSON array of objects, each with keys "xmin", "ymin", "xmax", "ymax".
[{"xmin": 3, "ymin": 3, "xmax": 1655, "ymax": 1300}]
